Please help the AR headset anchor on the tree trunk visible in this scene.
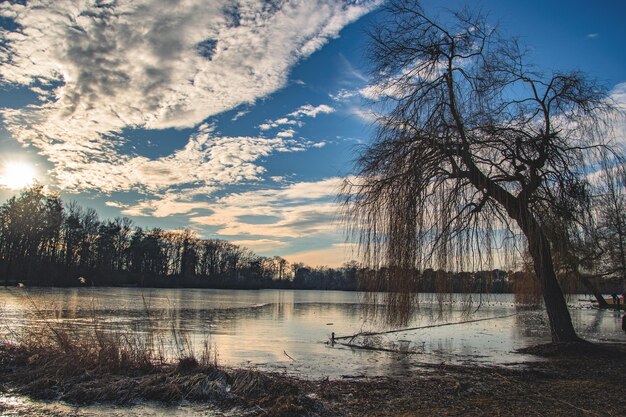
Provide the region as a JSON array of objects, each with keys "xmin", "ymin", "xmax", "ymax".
[
  {"xmin": 457, "ymin": 123, "xmax": 580, "ymax": 342},
  {"xmin": 524, "ymin": 218, "xmax": 581, "ymax": 342},
  {"xmin": 579, "ymin": 275, "xmax": 608, "ymax": 308}
]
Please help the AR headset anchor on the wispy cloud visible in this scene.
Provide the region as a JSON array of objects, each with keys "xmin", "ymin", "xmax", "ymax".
[
  {"xmin": 288, "ymin": 104, "xmax": 335, "ymax": 118},
  {"xmin": 284, "ymin": 243, "xmax": 357, "ymax": 267},
  {"xmin": 258, "ymin": 103, "xmax": 335, "ymax": 133},
  {"xmin": 231, "ymin": 239, "xmax": 289, "ymax": 252},
  {"xmin": 189, "ymin": 177, "xmax": 346, "ymax": 239},
  {"xmin": 338, "ymin": 53, "xmax": 368, "ymax": 83},
  {"xmin": 259, "ymin": 118, "xmax": 299, "ymax": 131},
  {"xmin": 277, "ymin": 129, "xmax": 296, "ymax": 138},
  {"xmin": 231, "ymin": 110, "xmax": 249, "ymax": 121},
  {"xmin": 349, "ymin": 106, "xmax": 378, "ymax": 123},
  {"xmin": 329, "ymin": 89, "xmax": 358, "ymax": 101},
  {"xmin": 32, "ymin": 124, "xmax": 311, "ymax": 193},
  {"xmin": 0, "ymin": 0, "xmax": 379, "ymax": 193},
  {"xmin": 586, "ymin": 33, "xmax": 600, "ymax": 39},
  {"xmin": 120, "ymin": 197, "xmax": 213, "ymax": 218}
]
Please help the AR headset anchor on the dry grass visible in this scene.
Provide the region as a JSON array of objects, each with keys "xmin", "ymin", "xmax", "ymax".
[
  {"xmin": 0, "ymin": 302, "xmax": 320, "ymax": 417},
  {"xmin": 2, "ymin": 304, "xmax": 216, "ymax": 373},
  {"xmin": 2, "ymin": 331, "xmax": 626, "ymax": 417},
  {"xmin": 0, "ymin": 338, "xmax": 318, "ymax": 416}
]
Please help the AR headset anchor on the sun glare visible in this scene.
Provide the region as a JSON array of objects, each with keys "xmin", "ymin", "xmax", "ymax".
[{"xmin": 0, "ymin": 162, "xmax": 37, "ymax": 190}]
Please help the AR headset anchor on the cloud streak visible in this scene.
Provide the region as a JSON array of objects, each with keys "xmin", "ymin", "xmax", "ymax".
[
  {"xmin": 36, "ymin": 123, "xmax": 311, "ymax": 193},
  {"xmin": 189, "ymin": 177, "xmax": 346, "ymax": 239},
  {"xmin": 288, "ymin": 104, "xmax": 335, "ymax": 118},
  {"xmin": 0, "ymin": 0, "xmax": 378, "ymax": 193}
]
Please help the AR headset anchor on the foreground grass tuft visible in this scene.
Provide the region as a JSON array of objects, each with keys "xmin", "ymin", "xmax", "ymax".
[{"xmin": 0, "ymin": 318, "xmax": 320, "ymax": 417}]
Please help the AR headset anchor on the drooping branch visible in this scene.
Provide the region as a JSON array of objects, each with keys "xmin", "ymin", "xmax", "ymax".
[{"xmin": 343, "ymin": 0, "xmax": 622, "ymax": 340}]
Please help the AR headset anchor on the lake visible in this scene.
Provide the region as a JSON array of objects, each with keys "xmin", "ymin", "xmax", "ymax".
[
  {"xmin": 2, "ymin": 287, "xmax": 625, "ymax": 416},
  {"xmin": 2, "ymin": 287, "xmax": 624, "ymax": 379}
]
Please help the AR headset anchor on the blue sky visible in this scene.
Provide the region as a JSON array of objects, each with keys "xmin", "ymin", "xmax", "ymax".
[{"xmin": 0, "ymin": 0, "xmax": 625, "ymax": 267}]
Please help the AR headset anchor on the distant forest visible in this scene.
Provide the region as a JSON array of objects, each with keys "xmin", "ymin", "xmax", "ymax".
[{"xmin": 0, "ymin": 186, "xmax": 521, "ymax": 292}]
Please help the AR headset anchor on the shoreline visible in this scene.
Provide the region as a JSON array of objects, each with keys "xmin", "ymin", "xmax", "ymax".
[{"xmin": 2, "ymin": 342, "xmax": 625, "ymax": 416}]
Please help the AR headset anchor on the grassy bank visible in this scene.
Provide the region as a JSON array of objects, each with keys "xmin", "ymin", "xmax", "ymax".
[
  {"xmin": 0, "ymin": 338, "xmax": 316, "ymax": 416},
  {"xmin": 0, "ymin": 302, "xmax": 323, "ymax": 416},
  {"xmin": 1, "ymin": 309, "xmax": 626, "ymax": 416}
]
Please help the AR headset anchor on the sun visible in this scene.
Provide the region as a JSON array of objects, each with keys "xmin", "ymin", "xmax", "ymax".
[{"xmin": 0, "ymin": 162, "xmax": 38, "ymax": 190}]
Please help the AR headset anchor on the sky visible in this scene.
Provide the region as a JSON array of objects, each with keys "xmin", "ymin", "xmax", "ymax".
[{"xmin": 0, "ymin": 0, "xmax": 625, "ymax": 267}]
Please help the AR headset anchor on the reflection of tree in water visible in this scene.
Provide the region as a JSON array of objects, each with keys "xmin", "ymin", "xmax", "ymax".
[
  {"xmin": 514, "ymin": 311, "xmax": 550, "ymax": 340},
  {"xmin": 587, "ymin": 309, "xmax": 604, "ymax": 333}
]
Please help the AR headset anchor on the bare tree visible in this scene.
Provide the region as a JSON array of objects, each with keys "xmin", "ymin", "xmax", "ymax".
[
  {"xmin": 547, "ymin": 155, "xmax": 626, "ymax": 307},
  {"xmin": 343, "ymin": 0, "xmax": 621, "ymax": 342},
  {"xmin": 596, "ymin": 159, "xmax": 626, "ymax": 290}
]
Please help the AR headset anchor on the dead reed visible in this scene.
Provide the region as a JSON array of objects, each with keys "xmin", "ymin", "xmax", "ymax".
[{"xmin": 0, "ymin": 297, "xmax": 317, "ymax": 416}]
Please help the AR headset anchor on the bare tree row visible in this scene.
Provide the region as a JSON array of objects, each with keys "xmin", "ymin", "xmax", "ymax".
[{"xmin": 0, "ymin": 186, "xmax": 357, "ymax": 289}]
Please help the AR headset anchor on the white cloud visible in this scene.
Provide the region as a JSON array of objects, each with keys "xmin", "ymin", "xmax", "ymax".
[
  {"xmin": 329, "ymin": 89, "xmax": 358, "ymax": 101},
  {"xmin": 231, "ymin": 110, "xmax": 249, "ymax": 121},
  {"xmin": 258, "ymin": 117, "xmax": 298, "ymax": 131},
  {"xmin": 104, "ymin": 201, "xmax": 128, "ymax": 209},
  {"xmin": 611, "ymin": 82, "xmax": 626, "ymax": 108},
  {"xmin": 288, "ymin": 104, "xmax": 335, "ymax": 118},
  {"xmin": 359, "ymin": 83, "xmax": 406, "ymax": 101},
  {"xmin": 349, "ymin": 106, "xmax": 377, "ymax": 123},
  {"xmin": 259, "ymin": 104, "xmax": 335, "ymax": 137},
  {"xmin": 190, "ymin": 177, "xmax": 346, "ymax": 238},
  {"xmin": 0, "ymin": 0, "xmax": 379, "ymax": 193},
  {"xmin": 37, "ymin": 124, "xmax": 310, "ymax": 193},
  {"xmin": 258, "ymin": 103, "xmax": 334, "ymax": 135},
  {"xmin": 586, "ymin": 33, "xmax": 599, "ymax": 39},
  {"xmin": 120, "ymin": 196, "xmax": 213, "ymax": 218},
  {"xmin": 277, "ymin": 129, "xmax": 295, "ymax": 138}
]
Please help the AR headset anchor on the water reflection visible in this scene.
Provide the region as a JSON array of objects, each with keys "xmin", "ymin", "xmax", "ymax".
[{"xmin": 1, "ymin": 288, "xmax": 625, "ymax": 378}]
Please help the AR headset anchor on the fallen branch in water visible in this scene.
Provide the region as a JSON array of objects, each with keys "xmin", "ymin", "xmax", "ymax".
[
  {"xmin": 283, "ymin": 350, "xmax": 295, "ymax": 361},
  {"xmin": 334, "ymin": 340, "xmax": 429, "ymax": 355},
  {"xmin": 333, "ymin": 312, "xmax": 521, "ymax": 343}
]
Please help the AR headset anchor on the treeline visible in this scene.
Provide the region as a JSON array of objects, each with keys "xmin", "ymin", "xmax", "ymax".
[
  {"xmin": 0, "ymin": 186, "xmax": 361, "ymax": 289},
  {"xmin": 0, "ymin": 186, "xmax": 521, "ymax": 292},
  {"xmin": 2, "ymin": 186, "xmax": 620, "ymax": 294}
]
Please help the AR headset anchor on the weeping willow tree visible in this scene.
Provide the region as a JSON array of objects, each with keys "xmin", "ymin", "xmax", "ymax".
[{"xmin": 343, "ymin": 0, "xmax": 621, "ymax": 342}]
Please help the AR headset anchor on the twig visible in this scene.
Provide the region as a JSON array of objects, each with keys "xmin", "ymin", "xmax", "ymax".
[
  {"xmin": 283, "ymin": 350, "xmax": 295, "ymax": 361},
  {"xmin": 333, "ymin": 312, "xmax": 521, "ymax": 341},
  {"xmin": 336, "ymin": 341, "xmax": 429, "ymax": 355}
]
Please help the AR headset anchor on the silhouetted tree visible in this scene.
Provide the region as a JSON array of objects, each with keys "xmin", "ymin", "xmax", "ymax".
[
  {"xmin": 0, "ymin": 186, "xmax": 63, "ymax": 283},
  {"xmin": 0, "ymin": 187, "xmax": 368, "ymax": 291},
  {"xmin": 343, "ymin": 0, "xmax": 621, "ymax": 341},
  {"xmin": 596, "ymin": 160, "xmax": 626, "ymax": 290}
]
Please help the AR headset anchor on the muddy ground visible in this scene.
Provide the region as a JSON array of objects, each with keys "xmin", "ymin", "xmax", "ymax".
[{"xmin": 1, "ymin": 342, "xmax": 625, "ymax": 417}]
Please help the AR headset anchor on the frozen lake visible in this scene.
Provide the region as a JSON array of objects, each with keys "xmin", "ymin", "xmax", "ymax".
[
  {"xmin": 2, "ymin": 287, "xmax": 625, "ymax": 416},
  {"xmin": 2, "ymin": 287, "xmax": 624, "ymax": 378}
]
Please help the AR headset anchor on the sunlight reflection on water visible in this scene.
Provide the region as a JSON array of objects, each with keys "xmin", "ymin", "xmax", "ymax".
[{"xmin": 1, "ymin": 288, "xmax": 624, "ymax": 379}]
